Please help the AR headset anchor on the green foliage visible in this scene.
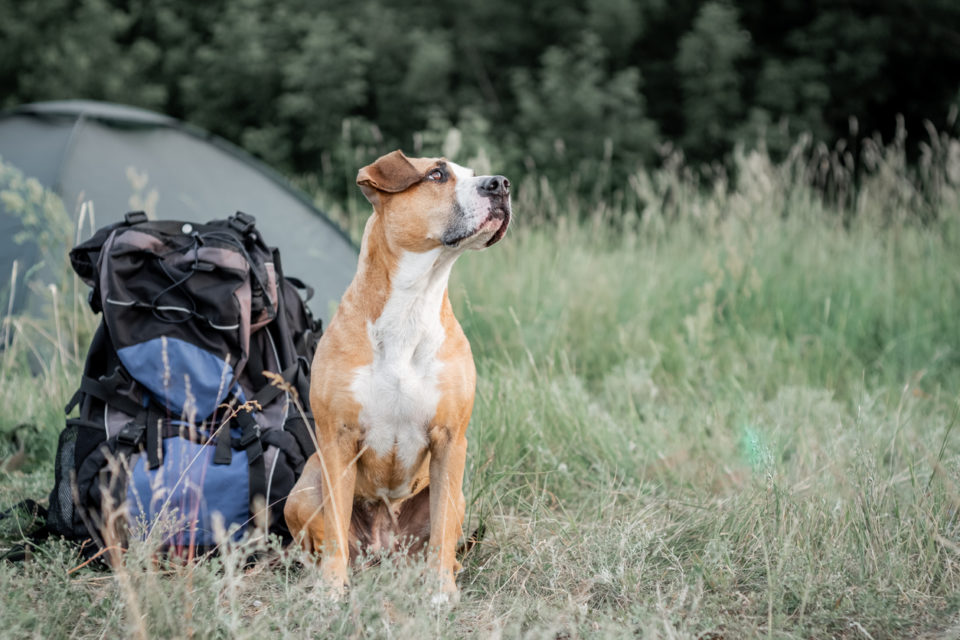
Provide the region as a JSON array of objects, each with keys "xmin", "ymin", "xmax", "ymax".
[
  {"xmin": 0, "ymin": 159, "xmax": 71, "ymax": 261},
  {"xmin": 676, "ymin": 2, "xmax": 751, "ymax": 157},
  {"xmin": 0, "ymin": 156, "xmax": 73, "ymax": 322},
  {"xmin": 586, "ymin": 0, "xmax": 644, "ymax": 62},
  {"xmin": 3, "ymin": 0, "xmax": 959, "ymax": 196},
  {"xmin": 0, "ymin": 0, "xmax": 166, "ymax": 108},
  {"xmin": 511, "ymin": 32, "xmax": 657, "ymax": 186},
  {"xmin": 0, "ymin": 158, "xmax": 96, "ymax": 463}
]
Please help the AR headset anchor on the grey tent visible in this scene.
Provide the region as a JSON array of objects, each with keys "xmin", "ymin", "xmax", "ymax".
[{"xmin": 0, "ymin": 100, "xmax": 357, "ymax": 318}]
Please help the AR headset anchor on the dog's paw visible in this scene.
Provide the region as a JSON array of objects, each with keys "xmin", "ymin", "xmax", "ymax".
[
  {"xmin": 326, "ymin": 583, "xmax": 347, "ymax": 602},
  {"xmin": 312, "ymin": 571, "xmax": 348, "ymax": 602},
  {"xmin": 429, "ymin": 575, "xmax": 461, "ymax": 609},
  {"xmin": 306, "ymin": 575, "xmax": 347, "ymax": 605},
  {"xmin": 430, "ymin": 589, "xmax": 461, "ymax": 609}
]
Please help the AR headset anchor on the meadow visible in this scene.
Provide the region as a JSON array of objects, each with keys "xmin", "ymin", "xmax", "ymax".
[{"xmin": 1, "ymin": 131, "xmax": 959, "ymax": 638}]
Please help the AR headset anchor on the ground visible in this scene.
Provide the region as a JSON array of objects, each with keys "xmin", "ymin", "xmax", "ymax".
[{"xmin": 1, "ymin": 147, "xmax": 959, "ymax": 638}]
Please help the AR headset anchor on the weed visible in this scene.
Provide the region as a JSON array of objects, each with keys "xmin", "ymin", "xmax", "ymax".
[{"xmin": 1, "ymin": 132, "xmax": 959, "ymax": 638}]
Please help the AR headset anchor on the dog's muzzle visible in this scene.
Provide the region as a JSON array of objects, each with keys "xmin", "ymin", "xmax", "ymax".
[{"xmin": 479, "ymin": 175, "xmax": 511, "ymax": 247}]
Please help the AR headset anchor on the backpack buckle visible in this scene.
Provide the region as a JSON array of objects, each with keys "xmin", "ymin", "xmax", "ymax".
[
  {"xmin": 124, "ymin": 211, "xmax": 148, "ymax": 225},
  {"xmin": 116, "ymin": 422, "xmax": 144, "ymax": 448},
  {"xmin": 236, "ymin": 411, "xmax": 260, "ymax": 447},
  {"xmin": 100, "ymin": 366, "xmax": 132, "ymax": 395},
  {"xmin": 229, "ymin": 211, "xmax": 256, "ymax": 234}
]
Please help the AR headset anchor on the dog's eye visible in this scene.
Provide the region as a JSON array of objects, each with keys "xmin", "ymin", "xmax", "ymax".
[{"xmin": 427, "ymin": 169, "xmax": 444, "ymax": 182}]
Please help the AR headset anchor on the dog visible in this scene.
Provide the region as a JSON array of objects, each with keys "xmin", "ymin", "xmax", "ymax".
[{"xmin": 284, "ymin": 150, "xmax": 511, "ymax": 600}]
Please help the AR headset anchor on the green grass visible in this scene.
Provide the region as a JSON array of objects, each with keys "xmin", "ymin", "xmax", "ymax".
[{"xmin": 2, "ymin": 142, "xmax": 960, "ymax": 638}]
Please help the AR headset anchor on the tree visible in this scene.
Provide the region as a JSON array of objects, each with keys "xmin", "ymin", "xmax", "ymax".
[
  {"xmin": 511, "ymin": 32, "xmax": 658, "ymax": 186},
  {"xmin": 675, "ymin": 1, "xmax": 751, "ymax": 161},
  {"xmin": 0, "ymin": 0, "xmax": 165, "ymax": 110}
]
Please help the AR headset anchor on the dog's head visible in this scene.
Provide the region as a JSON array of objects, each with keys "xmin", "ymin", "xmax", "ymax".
[{"xmin": 357, "ymin": 150, "xmax": 511, "ymax": 253}]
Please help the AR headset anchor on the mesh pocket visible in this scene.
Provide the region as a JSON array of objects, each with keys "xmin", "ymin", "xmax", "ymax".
[
  {"xmin": 47, "ymin": 424, "xmax": 78, "ymax": 537},
  {"xmin": 47, "ymin": 420, "xmax": 107, "ymax": 539}
]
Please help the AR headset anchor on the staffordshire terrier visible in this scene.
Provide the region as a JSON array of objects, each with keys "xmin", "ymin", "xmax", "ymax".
[{"xmin": 284, "ymin": 150, "xmax": 511, "ymax": 600}]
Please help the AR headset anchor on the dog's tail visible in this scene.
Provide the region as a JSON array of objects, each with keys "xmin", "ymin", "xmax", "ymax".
[{"xmin": 456, "ymin": 522, "xmax": 486, "ymax": 559}]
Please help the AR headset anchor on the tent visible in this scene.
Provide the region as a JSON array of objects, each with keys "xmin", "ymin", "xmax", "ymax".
[{"xmin": 0, "ymin": 100, "xmax": 357, "ymax": 318}]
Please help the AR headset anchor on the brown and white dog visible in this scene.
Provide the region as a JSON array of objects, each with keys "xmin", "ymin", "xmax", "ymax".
[{"xmin": 284, "ymin": 150, "xmax": 510, "ymax": 600}]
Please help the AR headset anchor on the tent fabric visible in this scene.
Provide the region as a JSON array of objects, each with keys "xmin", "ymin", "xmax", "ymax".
[{"xmin": 0, "ymin": 100, "xmax": 357, "ymax": 317}]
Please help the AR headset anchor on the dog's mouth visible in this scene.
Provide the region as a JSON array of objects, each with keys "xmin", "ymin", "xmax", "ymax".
[
  {"xmin": 441, "ymin": 201, "xmax": 512, "ymax": 249},
  {"xmin": 482, "ymin": 203, "xmax": 511, "ymax": 247}
]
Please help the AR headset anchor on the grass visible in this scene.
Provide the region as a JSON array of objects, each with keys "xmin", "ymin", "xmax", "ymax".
[{"xmin": 2, "ymin": 135, "xmax": 960, "ymax": 638}]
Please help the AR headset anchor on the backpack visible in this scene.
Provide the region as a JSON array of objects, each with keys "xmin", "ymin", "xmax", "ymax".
[{"xmin": 45, "ymin": 211, "xmax": 321, "ymax": 552}]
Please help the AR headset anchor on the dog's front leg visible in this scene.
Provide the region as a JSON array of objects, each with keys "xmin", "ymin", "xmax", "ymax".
[
  {"xmin": 427, "ymin": 426, "xmax": 467, "ymax": 599},
  {"xmin": 317, "ymin": 426, "xmax": 359, "ymax": 594}
]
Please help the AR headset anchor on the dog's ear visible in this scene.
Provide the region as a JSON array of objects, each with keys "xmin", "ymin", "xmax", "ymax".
[{"xmin": 357, "ymin": 150, "xmax": 422, "ymax": 204}]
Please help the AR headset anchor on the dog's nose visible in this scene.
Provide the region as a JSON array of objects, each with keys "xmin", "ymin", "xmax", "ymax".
[{"xmin": 480, "ymin": 175, "xmax": 510, "ymax": 196}]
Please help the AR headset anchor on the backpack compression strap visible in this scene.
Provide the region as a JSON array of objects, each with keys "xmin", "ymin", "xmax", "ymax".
[
  {"xmin": 64, "ymin": 369, "xmax": 166, "ymax": 470},
  {"xmin": 212, "ymin": 408, "xmax": 267, "ymax": 530},
  {"xmin": 236, "ymin": 410, "xmax": 267, "ymax": 530}
]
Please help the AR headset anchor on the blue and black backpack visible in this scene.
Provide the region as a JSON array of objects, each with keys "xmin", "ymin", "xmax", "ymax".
[{"xmin": 45, "ymin": 211, "xmax": 320, "ymax": 552}]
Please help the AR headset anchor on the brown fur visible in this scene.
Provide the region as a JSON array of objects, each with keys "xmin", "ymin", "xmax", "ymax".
[{"xmin": 284, "ymin": 150, "xmax": 491, "ymax": 598}]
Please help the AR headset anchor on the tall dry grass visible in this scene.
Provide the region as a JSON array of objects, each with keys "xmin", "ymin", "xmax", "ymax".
[{"xmin": 1, "ymin": 127, "xmax": 959, "ymax": 638}]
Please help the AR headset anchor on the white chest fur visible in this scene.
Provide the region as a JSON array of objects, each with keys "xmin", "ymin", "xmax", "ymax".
[{"xmin": 350, "ymin": 248, "xmax": 455, "ymax": 469}]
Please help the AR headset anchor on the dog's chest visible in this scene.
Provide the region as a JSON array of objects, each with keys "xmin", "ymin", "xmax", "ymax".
[
  {"xmin": 350, "ymin": 320, "xmax": 444, "ymax": 468},
  {"xmin": 350, "ymin": 254, "xmax": 450, "ymax": 469}
]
